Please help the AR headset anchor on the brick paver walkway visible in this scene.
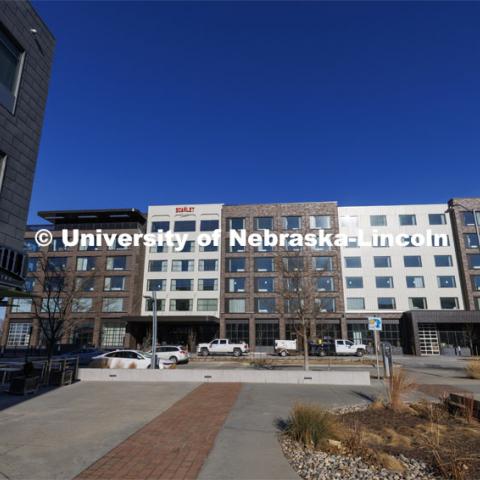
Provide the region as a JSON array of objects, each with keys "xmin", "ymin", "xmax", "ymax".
[{"xmin": 76, "ymin": 383, "xmax": 242, "ymax": 480}]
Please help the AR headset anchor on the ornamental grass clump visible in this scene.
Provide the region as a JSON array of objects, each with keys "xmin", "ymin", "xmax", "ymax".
[{"xmin": 285, "ymin": 403, "xmax": 339, "ymax": 449}]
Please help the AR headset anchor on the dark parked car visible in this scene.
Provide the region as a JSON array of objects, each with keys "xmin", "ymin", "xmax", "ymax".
[{"xmin": 63, "ymin": 348, "xmax": 105, "ymax": 366}]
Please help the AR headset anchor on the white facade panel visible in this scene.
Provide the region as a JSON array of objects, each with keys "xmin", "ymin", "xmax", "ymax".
[
  {"xmin": 338, "ymin": 204, "xmax": 464, "ymax": 314},
  {"xmin": 142, "ymin": 204, "xmax": 223, "ymax": 318}
]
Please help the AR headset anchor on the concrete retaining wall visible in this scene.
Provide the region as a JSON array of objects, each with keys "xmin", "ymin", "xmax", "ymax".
[{"xmin": 78, "ymin": 368, "xmax": 370, "ymax": 385}]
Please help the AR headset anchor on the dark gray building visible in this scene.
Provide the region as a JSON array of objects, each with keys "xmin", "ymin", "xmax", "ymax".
[{"xmin": 0, "ymin": 2, "xmax": 55, "ymax": 291}]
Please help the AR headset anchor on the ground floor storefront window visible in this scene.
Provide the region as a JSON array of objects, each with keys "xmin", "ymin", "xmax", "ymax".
[
  {"xmin": 315, "ymin": 321, "xmax": 340, "ymax": 341},
  {"xmin": 348, "ymin": 321, "xmax": 400, "ymax": 348},
  {"xmin": 7, "ymin": 322, "xmax": 31, "ymax": 347},
  {"xmin": 255, "ymin": 319, "xmax": 279, "ymax": 347},
  {"xmin": 71, "ymin": 321, "xmax": 94, "ymax": 347},
  {"xmin": 101, "ymin": 321, "xmax": 126, "ymax": 348},
  {"xmin": 226, "ymin": 320, "xmax": 249, "ymax": 344}
]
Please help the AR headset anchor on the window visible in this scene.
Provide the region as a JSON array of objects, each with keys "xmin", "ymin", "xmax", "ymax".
[
  {"xmin": 316, "ymin": 322, "xmax": 341, "ymax": 341},
  {"xmin": 431, "ymin": 234, "xmax": 450, "ymax": 247},
  {"xmin": 197, "ymin": 299, "xmax": 218, "ymax": 311},
  {"xmin": 226, "ymin": 320, "xmax": 249, "ymax": 344},
  {"xmin": 24, "ymin": 277, "xmax": 35, "ymax": 292},
  {"xmin": 79, "ymin": 240, "xmax": 98, "ymax": 251},
  {"xmin": 174, "ymin": 220, "xmax": 196, "ymax": 232},
  {"xmin": 254, "ymin": 241, "xmax": 273, "ymax": 252},
  {"xmin": 285, "ymin": 238, "xmax": 302, "ymax": 252},
  {"xmin": 381, "ymin": 324, "xmax": 401, "ymax": 347},
  {"xmin": 226, "ymin": 299, "xmax": 246, "ymax": 313},
  {"xmin": 229, "ymin": 239, "xmax": 246, "ymax": 253},
  {"xmin": 169, "ymin": 299, "xmax": 193, "ymax": 311},
  {"xmin": 199, "ymin": 259, "xmax": 217, "ymax": 271},
  {"xmin": 315, "ymin": 297, "xmax": 336, "ymax": 312},
  {"xmin": 151, "ymin": 221, "xmax": 169, "ymax": 232},
  {"xmin": 255, "ymin": 298, "xmax": 275, "ymax": 313},
  {"xmin": 370, "ymin": 215, "xmax": 387, "ymax": 227},
  {"xmin": 49, "ymin": 238, "xmax": 67, "ymax": 252},
  {"xmin": 346, "ymin": 237, "xmax": 359, "ymax": 248},
  {"xmin": 476, "ymin": 298, "xmax": 480, "ymax": 311},
  {"xmin": 174, "ymin": 240, "xmax": 195, "ymax": 253},
  {"xmin": 48, "ymin": 257, "xmax": 68, "ymax": 271},
  {"xmin": 227, "ymin": 258, "xmax": 245, "ymax": 272},
  {"xmin": 374, "ymin": 256, "xmax": 391, "ymax": 268},
  {"xmin": 104, "ymin": 276, "xmax": 126, "ymax": 291},
  {"xmin": 0, "ymin": 154, "xmax": 5, "ymax": 193},
  {"xmin": 310, "ymin": 215, "xmax": 331, "ymax": 229},
  {"xmin": 316, "ymin": 276, "xmax": 334, "ymax": 291},
  {"xmin": 76, "ymin": 257, "xmax": 94, "ymax": 271},
  {"xmin": 44, "ymin": 276, "xmax": 64, "ymax": 292},
  {"xmin": 284, "ymin": 299, "xmax": 301, "ymax": 314},
  {"xmin": 101, "ymin": 322, "xmax": 126, "ymax": 347},
  {"xmin": 347, "ymin": 297, "xmax": 365, "ymax": 310},
  {"xmin": 106, "ymin": 256, "xmax": 127, "ymax": 271},
  {"xmin": 404, "ymin": 256, "xmax": 422, "ymax": 268},
  {"xmin": 102, "ymin": 298, "xmax": 125, "ymax": 312},
  {"xmin": 463, "ymin": 212, "xmax": 480, "ymax": 226},
  {"xmin": 72, "ymin": 298, "xmax": 93, "ymax": 313},
  {"xmin": 229, "ymin": 218, "xmax": 245, "ymax": 230},
  {"xmin": 255, "ymin": 217, "xmax": 273, "ymax": 230},
  {"xmin": 145, "ymin": 299, "xmax": 165, "ymax": 312},
  {"xmin": 409, "ymin": 297, "xmax": 427, "ymax": 309},
  {"xmin": 200, "ymin": 219, "xmax": 219, "ymax": 231},
  {"xmin": 198, "ymin": 279, "xmax": 217, "ymax": 291},
  {"xmin": 435, "ymin": 255, "xmax": 453, "ymax": 267},
  {"xmin": 340, "ymin": 216, "xmax": 358, "ymax": 228},
  {"xmin": 172, "ymin": 260, "xmax": 194, "ymax": 272},
  {"xmin": 255, "ymin": 257, "xmax": 274, "ymax": 272},
  {"xmin": 468, "ymin": 254, "xmax": 480, "ymax": 269},
  {"xmin": 11, "ymin": 298, "xmax": 31, "ymax": 313},
  {"xmin": 283, "ymin": 216, "xmax": 301, "ymax": 230},
  {"xmin": 7, "ymin": 323, "xmax": 30, "ymax": 347},
  {"xmin": 41, "ymin": 298, "xmax": 62, "ymax": 313},
  {"xmin": 0, "ymin": 25, "xmax": 24, "ymax": 113},
  {"xmin": 146, "ymin": 279, "xmax": 166, "ymax": 291},
  {"xmin": 27, "ymin": 258, "xmax": 38, "ymax": 272},
  {"xmin": 108, "ymin": 238, "xmax": 129, "ymax": 250},
  {"xmin": 378, "ymin": 297, "xmax": 396, "ymax": 310},
  {"xmin": 465, "ymin": 234, "xmax": 480, "ymax": 249},
  {"xmin": 376, "ymin": 276, "xmax": 394, "ymax": 288},
  {"xmin": 429, "ymin": 213, "xmax": 446, "ymax": 225},
  {"xmin": 227, "ymin": 277, "xmax": 245, "ymax": 293},
  {"xmin": 440, "ymin": 297, "xmax": 459, "ymax": 309},
  {"xmin": 199, "ymin": 243, "xmax": 218, "ymax": 252},
  {"xmin": 150, "ymin": 244, "xmax": 168, "ymax": 254},
  {"xmin": 472, "ymin": 276, "xmax": 480, "ymax": 291},
  {"xmin": 437, "ymin": 276, "xmax": 456, "ymax": 288},
  {"xmin": 71, "ymin": 322, "xmax": 94, "ymax": 346},
  {"xmin": 255, "ymin": 277, "xmax": 274, "ymax": 292},
  {"xmin": 75, "ymin": 277, "xmax": 95, "ymax": 292},
  {"xmin": 406, "ymin": 276, "xmax": 425, "ymax": 288},
  {"xmin": 24, "ymin": 239, "xmax": 39, "ymax": 252},
  {"xmin": 313, "ymin": 257, "xmax": 333, "ymax": 271},
  {"xmin": 149, "ymin": 260, "xmax": 167, "ymax": 272},
  {"xmin": 399, "ymin": 214, "xmax": 416, "ymax": 226},
  {"xmin": 171, "ymin": 279, "xmax": 193, "ymax": 291},
  {"xmin": 346, "ymin": 277, "xmax": 363, "ymax": 288},
  {"xmin": 345, "ymin": 257, "xmax": 361, "ymax": 268},
  {"xmin": 255, "ymin": 320, "xmax": 279, "ymax": 347},
  {"xmin": 283, "ymin": 257, "xmax": 303, "ymax": 272}
]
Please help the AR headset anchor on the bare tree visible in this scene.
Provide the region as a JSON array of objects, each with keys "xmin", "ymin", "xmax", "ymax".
[{"xmin": 27, "ymin": 252, "xmax": 92, "ymax": 362}]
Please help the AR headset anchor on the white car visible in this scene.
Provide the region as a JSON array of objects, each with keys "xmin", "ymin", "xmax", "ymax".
[
  {"xmin": 92, "ymin": 349, "xmax": 161, "ymax": 369},
  {"xmin": 151, "ymin": 345, "xmax": 189, "ymax": 364}
]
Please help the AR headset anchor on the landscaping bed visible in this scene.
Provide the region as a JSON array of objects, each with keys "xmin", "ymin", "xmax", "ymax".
[{"xmin": 279, "ymin": 383, "xmax": 480, "ymax": 479}]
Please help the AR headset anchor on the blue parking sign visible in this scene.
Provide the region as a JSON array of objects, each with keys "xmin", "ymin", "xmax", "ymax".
[{"xmin": 368, "ymin": 317, "xmax": 382, "ymax": 331}]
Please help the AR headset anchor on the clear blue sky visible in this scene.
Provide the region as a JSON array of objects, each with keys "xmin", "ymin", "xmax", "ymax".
[{"xmin": 29, "ymin": 1, "xmax": 480, "ymax": 223}]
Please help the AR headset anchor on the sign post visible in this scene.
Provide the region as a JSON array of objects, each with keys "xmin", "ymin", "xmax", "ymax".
[{"xmin": 368, "ymin": 317, "xmax": 382, "ymax": 380}]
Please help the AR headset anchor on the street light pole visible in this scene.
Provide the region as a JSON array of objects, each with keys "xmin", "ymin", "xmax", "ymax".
[{"xmin": 151, "ymin": 290, "xmax": 158, "ymax": 369}]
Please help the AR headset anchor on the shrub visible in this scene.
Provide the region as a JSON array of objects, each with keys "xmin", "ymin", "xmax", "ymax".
[
  {"xmin": 386, "ymin": 367, "xmax": 416, "ymax": 411},
  {"xmin": 250, "ymin": 357, "xmax": 273, "ymax": 369},
  {"xmin": 466, "ymin": 360, "xmax": 480, "ymax": 380},
  {"xmin": 284, "ymin": 403, "xmax": 338, "ymax": 448}
]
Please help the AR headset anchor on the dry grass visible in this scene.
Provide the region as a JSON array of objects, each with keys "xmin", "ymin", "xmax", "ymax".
[
  {"xmin": 284, "ymin": 403, "xmax": 339, "ymax": 449},
  {"xmin": 465, "ymin": 360, "xmax": 480, "ymax": 380},
  {"xmin": 385, "ymin": 367, "xmax": 416, "ymax": 411},
  {"xmin": 250, "ymin": 357, "xmax": 274, "ymax": 369}
]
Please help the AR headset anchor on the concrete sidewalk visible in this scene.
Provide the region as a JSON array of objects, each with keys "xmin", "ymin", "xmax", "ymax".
[
  {"xmin": 0, "ymin": 382, "xmax": 198, "ymax": 480},
  {"xmin": 199, "ymin": 383, "xmax": 382, "ymax": 480}
]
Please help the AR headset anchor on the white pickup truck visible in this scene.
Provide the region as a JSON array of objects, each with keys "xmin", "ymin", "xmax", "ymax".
[
  {"xmin": 319, "ymin": 339, "xmax": 367, "ymax": 357},
  {"xmin": 197, "ymin": 339, "xmax": 250, "ymax": 357}
]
